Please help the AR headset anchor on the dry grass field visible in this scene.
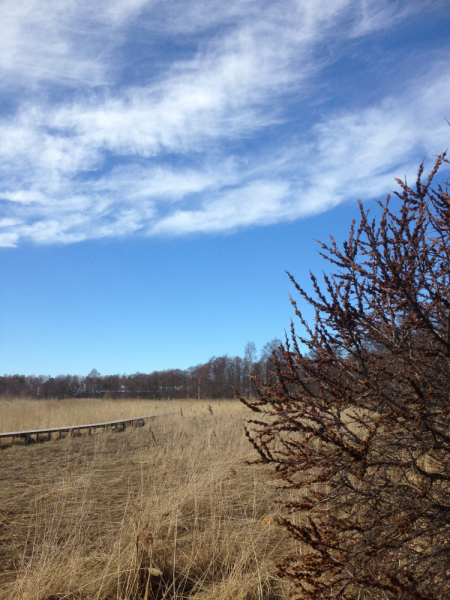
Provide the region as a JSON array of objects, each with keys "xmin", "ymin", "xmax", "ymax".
[
  {"xmin": 0, "ymin": 398, "xmax": 198, "ymax": 434},
  {"xmin": 0, "ymin": 399, "xmax": 295, "ymax": 600}
]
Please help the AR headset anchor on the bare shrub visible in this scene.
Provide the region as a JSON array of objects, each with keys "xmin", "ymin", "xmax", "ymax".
[{"xmin": 240, "ymin": 152, "xmax": 450, "ymax": 599}]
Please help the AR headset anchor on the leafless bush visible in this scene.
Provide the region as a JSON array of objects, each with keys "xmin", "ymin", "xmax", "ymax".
[{"xmin": 240, "ymin": 152, "xmax": 450, "ymax": 599}]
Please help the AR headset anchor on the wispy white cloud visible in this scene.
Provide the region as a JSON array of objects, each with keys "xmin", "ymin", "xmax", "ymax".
[
  {"xmin": 150, "ymin": 66, "xmax": 450, "ymax": 236},
  {"xmin": 151, "ymin": 180, "xmax": 292, "ymax": 235},
  {"xmin": 0, "ymin": 0, "xmax": 448, "ymax": 246},
  {"xmin": 0, "ymin": 0, "xmax": 150, "ymax": 87}
]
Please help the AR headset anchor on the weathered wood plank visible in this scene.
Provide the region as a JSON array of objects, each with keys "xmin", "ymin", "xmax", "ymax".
[{"xmin": 0, "ymin": 411, "xmax": 178, "ymax": 440}]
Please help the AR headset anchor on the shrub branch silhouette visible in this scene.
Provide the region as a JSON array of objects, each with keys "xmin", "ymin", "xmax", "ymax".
[{"xmin": 239, "ymin": 152, "xmax": 450, "ymax": 599}]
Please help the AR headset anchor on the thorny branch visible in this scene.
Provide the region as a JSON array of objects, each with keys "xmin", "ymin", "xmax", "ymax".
[{"xmin": 238, "ymin": 152, "xmax": 450, "ymax": 599}]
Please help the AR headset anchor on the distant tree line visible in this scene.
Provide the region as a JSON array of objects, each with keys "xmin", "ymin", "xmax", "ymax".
[{"xmin": 0, "ymin": 339, "xmax": 282, "ymax": 400}]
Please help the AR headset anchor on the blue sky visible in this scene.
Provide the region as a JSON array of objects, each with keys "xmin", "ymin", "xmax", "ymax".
[{"xmin": 0, "ymin": 0, "xmax": 449, "ymax": 376}]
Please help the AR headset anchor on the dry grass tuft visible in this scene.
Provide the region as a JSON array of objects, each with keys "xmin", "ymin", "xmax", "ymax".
[{"xmin": 0, "ymin": 399, "xmax": 294, "ymax": 599}]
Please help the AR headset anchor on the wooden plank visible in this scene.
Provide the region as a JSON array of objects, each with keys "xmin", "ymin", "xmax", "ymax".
[{"xmin": 0, "ymin": 411, "xmax": 179, "ymax": 440}]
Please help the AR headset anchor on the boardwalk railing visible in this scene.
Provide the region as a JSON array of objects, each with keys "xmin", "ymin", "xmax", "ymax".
[{"xmin": 0, "ymin": 411, "xmax": 179, "ymax": 444}]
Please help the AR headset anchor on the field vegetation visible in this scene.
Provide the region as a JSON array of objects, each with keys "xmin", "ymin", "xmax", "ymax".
[
  {"xmin": 0, "ymin": 398, "xmax": 192, "ymax": 434},
  {"xmin": 3, "ymin": 152, "xmax": 449, "ymax": 600},
  {"xmin": 0, "ymin": 398, "xmax": 294, "ymax": 600}
]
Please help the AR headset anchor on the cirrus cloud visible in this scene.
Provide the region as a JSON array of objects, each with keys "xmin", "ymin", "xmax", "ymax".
[{"xmin": 0, "ymin": 0, "xmax": 448, "ymax": 246}]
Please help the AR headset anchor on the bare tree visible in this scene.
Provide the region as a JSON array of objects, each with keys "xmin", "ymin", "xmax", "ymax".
[
  {"xmin": 244, "ymin": 342, "xmax": 257, "ymax": 399},
  {"xmin": 260, "ymin": 338, "xmax": 283, "ymax": 384},
  {"xmin": 240, "ymin": 152, "xmax": 450, "ymax": 599}
]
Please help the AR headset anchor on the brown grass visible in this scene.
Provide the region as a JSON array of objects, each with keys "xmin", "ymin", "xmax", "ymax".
[
  {"xmin": 0, "ymin": 398, "xmax": 198, "ymax": 433},
  {"xmin": 0, "ymin": 399, "xmax": 295, "ymax": 599}
]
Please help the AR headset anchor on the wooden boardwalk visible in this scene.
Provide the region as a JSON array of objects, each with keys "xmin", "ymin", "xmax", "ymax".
[{"xmin": 0, "ymin": 411, "xmax": 178, "ymax": 444}]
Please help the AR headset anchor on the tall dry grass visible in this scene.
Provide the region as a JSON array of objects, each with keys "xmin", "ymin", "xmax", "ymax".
[
  {"xmin": 0, "ymin": 400, "xmax": 295, "ymax": 600},
  {"xmin": 0, "ymin": 398, "xmax": 197, "ymax": 433}
]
